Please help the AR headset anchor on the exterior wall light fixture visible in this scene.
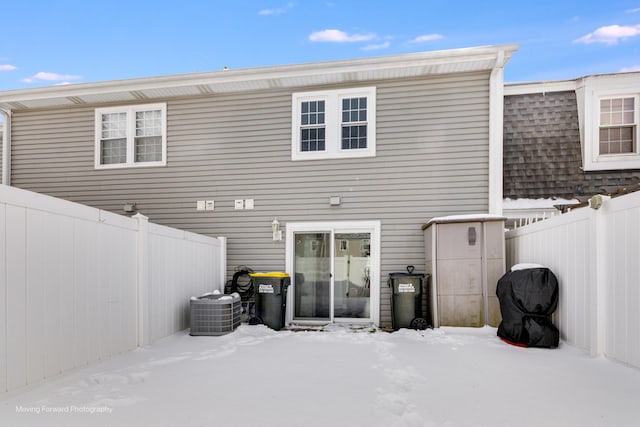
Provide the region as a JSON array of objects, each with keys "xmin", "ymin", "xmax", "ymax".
[{"xmin": 272, "ymin": 217, "xmax": 282, "ymax": 241}]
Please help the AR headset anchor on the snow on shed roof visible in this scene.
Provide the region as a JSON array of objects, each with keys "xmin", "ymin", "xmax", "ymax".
[{"xmin": 422, "ymin": 214, "xmax": 505, "ymax": 229}]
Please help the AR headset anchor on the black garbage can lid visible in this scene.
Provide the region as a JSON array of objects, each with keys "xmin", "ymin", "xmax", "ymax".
[{"xmin": 389, "ymin": 265, "xmax": 424, "ymax": 278}]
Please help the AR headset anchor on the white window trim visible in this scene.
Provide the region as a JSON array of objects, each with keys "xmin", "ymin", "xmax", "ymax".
[
  {"xmin": 291, "ymin": 87, "xmax": 376, "ymax": 161},
  {"xmin": 597, "ymin": 95, "xmax": 637, "ymax": 155},
  {"xmin": 284, "ymin": 220, "xmax": 381, "ymax": 326},
  {"xmin": 94, "ymin": 103, "xmax": 167, "ymax": 169},
  {"xmin": 579, "ymin": 75, "xmax": 640, "ymax": 171}
]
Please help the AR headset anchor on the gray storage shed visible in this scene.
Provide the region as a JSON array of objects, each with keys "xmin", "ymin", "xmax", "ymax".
[{"xmin": 423, "ymin": 215, "xmax": 506, "ymax": 327}]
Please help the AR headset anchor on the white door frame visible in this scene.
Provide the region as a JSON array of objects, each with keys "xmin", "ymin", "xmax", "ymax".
[{"xmin": 285, "ymin": 221, "xmax": 381, "ymax": 326}]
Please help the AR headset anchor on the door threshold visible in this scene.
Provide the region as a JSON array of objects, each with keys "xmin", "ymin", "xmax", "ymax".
[
  {"xmin": 290, "ymin": 320, "xmax": 331, "ymax": 327},
  {"xmin": 288, "ymin": 321, "xmax": 378, "ymax": 333}
]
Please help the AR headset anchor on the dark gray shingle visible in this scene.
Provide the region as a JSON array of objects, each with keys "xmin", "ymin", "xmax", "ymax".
[{"xmin": 503, "ymin": 91, "xmax": 640, "ymax": 199}]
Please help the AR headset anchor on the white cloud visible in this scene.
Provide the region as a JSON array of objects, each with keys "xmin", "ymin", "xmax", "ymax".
[
  {"xmin": 22, "ymin": 71, "xmax": 82, "ymax": 83},
  {"xmin": 626, "ymin": 8, "xmax": 640, "ymax": 13},
  {"xmin": 0, "ymin": 64, "xmax": 17, "ymax": 71},
  {"xmin": 620, "ymin": 64, "xmax": 640, "ymax": 72},
  {"xmin": 409, "ymin": 34, "xmax": 444, "ymax": 43},
  {"xmin": 258, "ymin": 2, "xmax": 294, "ymax": 15},
  {"xmin": 574, "ymin": 24, "xmax": 640, "ymax": 45},
  {"xmin": 361, "ymin": 41, "xmax": 391, "ymax": 51},
  {"xmin": 309, "ymin": 29, "xmax": 376, "ymax": 43}
]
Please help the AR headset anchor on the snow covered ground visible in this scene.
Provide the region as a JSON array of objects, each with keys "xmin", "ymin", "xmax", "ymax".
[{"xmin": 2, "ymin": 325, "xmax": 639, "ymax": 427}]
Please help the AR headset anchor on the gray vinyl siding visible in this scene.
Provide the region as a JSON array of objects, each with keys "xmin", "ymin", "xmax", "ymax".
[{"xmin": 9, "ymin": 71, "xmax": 491, "ymax": 327}]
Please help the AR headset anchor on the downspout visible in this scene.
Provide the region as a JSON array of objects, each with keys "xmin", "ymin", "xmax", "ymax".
[
  {"xmin": 488, "ymin": 50, "xmax": 506, "ymax": 215},
  {"xmin": 1, "ymin": 108, "xmax": 10, "ymax": 186}
]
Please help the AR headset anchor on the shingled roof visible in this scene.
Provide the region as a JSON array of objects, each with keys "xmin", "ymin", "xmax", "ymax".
[{"xmin": 503, "ymin": 90, "xmax": 640, "ymax": 200}]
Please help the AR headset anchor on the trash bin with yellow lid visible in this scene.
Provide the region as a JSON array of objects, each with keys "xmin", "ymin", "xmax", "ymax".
[{"xmin": 249, "ymin": 272, "xmax": 290, "ymax": 330}]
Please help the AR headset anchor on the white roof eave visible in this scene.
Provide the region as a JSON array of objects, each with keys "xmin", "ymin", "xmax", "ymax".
[{"xmin": 0, "ymin": 44, "xmax": 518, "ymax": 111}]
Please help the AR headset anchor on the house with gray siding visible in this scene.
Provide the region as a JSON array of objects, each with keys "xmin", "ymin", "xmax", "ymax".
[
  {"xmin": 0, "ymin": 44, "xmax": 517, "ymax": 328},
  {"xmin": 503, "ymin": 72, "xmax": 640, "ymax": 225}
]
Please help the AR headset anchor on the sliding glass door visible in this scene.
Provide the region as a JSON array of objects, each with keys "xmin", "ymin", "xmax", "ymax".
[
  {"xmin": 293, "ymin": 232, "xmax": 331, "ymax": 320},
  {"xmin": 289, "ymin": 222, "xmax": 378, "ymax": 324},
  {"xmin": 333, "ymin": 233, "xmax": 370, "ymax": 319}
]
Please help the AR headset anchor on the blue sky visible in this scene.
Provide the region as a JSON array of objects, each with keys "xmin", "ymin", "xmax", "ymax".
[{"xmin": 1, "ymin": 0, "xmax": 640, "ymax": 91}]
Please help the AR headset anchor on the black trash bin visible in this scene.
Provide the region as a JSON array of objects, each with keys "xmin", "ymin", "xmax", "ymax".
[
  {"xmin": 388, "ymin": 266, "xmax": 430, "ymax": 330},
  {"xmin": 249, "ymin": 272, "xmax": 290, "ymax": 330}
]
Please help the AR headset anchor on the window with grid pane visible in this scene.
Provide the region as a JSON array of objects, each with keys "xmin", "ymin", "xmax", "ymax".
[
  {"xmin": 135, "ymin": 110, "xmax": 163, "ymax": 162},
  {"xmin": 100, "ymin": 112, "xmax": 127, "ymax": 164},
  {"xmin": 292, "ymin": 87, "xmax": 376, "ymax": 160},
  {"xmin": 341, "ymin": 97, "xmax": 368, "ymax": 150},
  {"xmin": 599, "ymin": 97, "xmax": 636, "ymax": 155},
  {"xmin": 300, "ymin": 100, "xmax": 326, "ymax": 152},
  {"xmin": 95, "ymin": 103, "xmax": 166, "ymax": 168}
]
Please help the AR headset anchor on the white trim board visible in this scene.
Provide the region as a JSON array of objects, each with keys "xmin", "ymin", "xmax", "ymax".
[{"xmin": 284, "ymin": 220, "xmax": 381, "ymax": 326}]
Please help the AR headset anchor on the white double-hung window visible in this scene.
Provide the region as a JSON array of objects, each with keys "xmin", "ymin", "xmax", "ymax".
[
  {"xmin": 598, "ymin": 97, "xmax": 636, "ymax": 156},
  {"xmin": 95, "ymin": 103, "xmax": 167, "ymax": 168},
  {"xmin": 579, "ymin": 72, "xmax": 640, "ymax": 170},
  {"xmin": 292, "ymin": 87, "xmax": 376, "ymax": 160}
]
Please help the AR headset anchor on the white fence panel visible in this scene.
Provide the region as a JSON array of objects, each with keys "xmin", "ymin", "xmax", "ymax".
[
  {"xmin": 506, "ymin": 190, "xmax": 640, "ymax": 369},
  {"xmin": 145, "ymin": 221, "xmax": 225, "ymax": 344},
  {"xmin": 73, "ymin": 220, "xmax": 99, "ymax": 367},
  {"xmin": 0, "ymin": 185, "xmax": 226, "ymax": 395},
  {"xmin": 0, "ymin": 199, "xmax": 6, "ymax": 395},
  {"xmin": 506, "ymin": 207, "xmax": 596, "ymax": 353},
  {"xmin": 5, "ymin": 204, "xmax": 27, "ymax": 392},
  {"xmin": 601, "ymin": 192, "xmax": 640, "ymax": 368},
  {"xmin": 97, "ymin": 222, "xmax": 138, "ymax": 359}
]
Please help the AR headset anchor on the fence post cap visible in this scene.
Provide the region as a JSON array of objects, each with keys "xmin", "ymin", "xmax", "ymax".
[{"xmin": 588, "ymin": 195, "xmax": 611, "ymax": 210}]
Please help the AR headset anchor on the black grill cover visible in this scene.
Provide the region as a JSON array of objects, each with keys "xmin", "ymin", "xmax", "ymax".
[{"xmin": 496, "ymin": 268, "xmax": 559, "ymax": 348}]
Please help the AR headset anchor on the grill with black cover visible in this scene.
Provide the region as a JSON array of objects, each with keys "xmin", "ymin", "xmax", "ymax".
[{"xmin": 496, "ymin": 267, "xmax": 559, "ymax": 348}]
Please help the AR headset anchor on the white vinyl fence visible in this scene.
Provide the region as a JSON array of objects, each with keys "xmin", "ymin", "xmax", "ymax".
[
  {"xmin": 506, "ymin": 191, "xmax": 640, "ymax": 369},
  {"xmin": 0, "ymin": 185, "xmax": 226, "ymax": 395}
]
